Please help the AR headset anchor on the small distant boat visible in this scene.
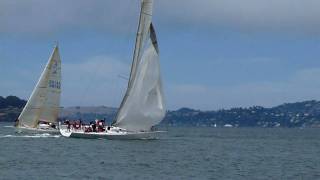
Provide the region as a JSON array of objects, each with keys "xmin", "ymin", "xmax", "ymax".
[
  {"xmin": 59, "ymin": 0, "xmax": 166, "ymax": 140},
  {"xmin": 224, "ymin": 124, "xmax": 233, "ymax": 128},
  {"xmin": 16, "ymin": 45, "xmax": 61, "ymax": 133}
]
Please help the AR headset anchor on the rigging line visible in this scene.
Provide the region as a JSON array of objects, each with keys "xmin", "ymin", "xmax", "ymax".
[
  {"xmin": 78, "ymin": 61, "xmax": 103, "ymax": 107},
  {"xmin": 106, "ymin": 0, "xmax": 136, "ymax": 110},
  {"xmin": 77, "ymin": 3, "xmax": 116, "ymax": 109},
  {"xmin": 118, "ymin": 74, "xmax": 129, "ymax": 80},
  {"xmin": 104, "ymin": 0, "xmax": 136, "ymax": 117}
]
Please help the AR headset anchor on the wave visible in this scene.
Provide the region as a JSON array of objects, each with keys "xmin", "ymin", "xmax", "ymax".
[
  {"xmin": 0, "ymin": 133, "xmax": 60, "ymax": 138},
  {"xmin": 3, "ymin": 125, "xmax": 14, "ymax": 128}
]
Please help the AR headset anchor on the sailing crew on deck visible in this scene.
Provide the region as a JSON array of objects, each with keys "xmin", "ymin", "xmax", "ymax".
[
  {"xmin": 90, "ymin": 121, "xmax": 97, "ymax": 132},
  {"xmin": 64, "ymin": 120, "xmax": 71, "ymax": 131},
  {"xmin": 97, "ymin": 120, "xmax": 105, "ymax": 132},
  {"xmin": 74, "ymin": 120, "xmax": 81, "ymax": 129},
  {"xmin": 49, "ymin": 122, "xmax": 56, "ymax": 129}
]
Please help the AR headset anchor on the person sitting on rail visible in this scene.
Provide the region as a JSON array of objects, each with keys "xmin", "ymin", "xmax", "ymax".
[
  {"xmin": 97, "ymin": 120, "xmax": 105, "ymax": 132},
  {"xmin": 90, "ymin": 121, "xmax": 97, "ymax": 132},
  {"xmin": 73, "ymin": 120, "xmax": 81, "ymax": 129},
  {"xmin": 85, "ymin": 126, "xmax": 92, "ymax": 132}
]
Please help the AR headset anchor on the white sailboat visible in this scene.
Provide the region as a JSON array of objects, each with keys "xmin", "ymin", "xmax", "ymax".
[
  {"xmin": 16, "ymin": 45, "xmax": 62, "ymax": 133},
  {"xmin": 59, "ymin": 0, "xmax": 166, "ymax": 139}
]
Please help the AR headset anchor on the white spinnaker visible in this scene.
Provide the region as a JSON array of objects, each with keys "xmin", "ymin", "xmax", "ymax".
[
  {"xmin": 18, "ymin": 46, "xmax": 61, "ymax": 128},
  {"xmin": 113, "ymin": 0, "xmax": 166, "ymax": 132}
]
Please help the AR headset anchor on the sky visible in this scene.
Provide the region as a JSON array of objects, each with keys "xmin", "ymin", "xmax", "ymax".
[{"xmin": 1, "ymin": 0, "xmax": 320, "ymax": 110}]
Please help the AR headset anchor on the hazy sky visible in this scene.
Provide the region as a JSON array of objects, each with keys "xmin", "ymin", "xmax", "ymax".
[{"xmin": 1, "ymin": 0, "xmax": 320, "ymax": 110}]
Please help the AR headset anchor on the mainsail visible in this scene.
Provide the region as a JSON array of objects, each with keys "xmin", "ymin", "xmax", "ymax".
[
  {"xmin": 112, "ymin": 0, "xmax": 166, "ymax": 131},
  {"xmin": 18, "ymin": 46, "xmax": 61, "ymax": 128}
]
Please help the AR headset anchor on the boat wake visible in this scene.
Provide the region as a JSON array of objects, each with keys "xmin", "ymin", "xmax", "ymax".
[
  {"xmin": 0, "ymin": 133, "xmax": 60, "ymax": 138},
  {"xmin": 3, "ymin": 125, "xmax": 14, "ymax": 128}
]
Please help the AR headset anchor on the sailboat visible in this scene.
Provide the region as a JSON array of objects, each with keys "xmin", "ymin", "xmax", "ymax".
[
  {"xmin": 16, "ymin": 45, "xmax": 62, "ymax": 133},
  {"xmin": 59, "ymin": 0, "xmax": 166, "ymax": 139}
]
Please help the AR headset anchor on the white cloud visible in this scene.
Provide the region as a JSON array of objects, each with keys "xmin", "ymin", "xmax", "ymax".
[
  {"xmin": 292, "ymin": 68, "xmax": 320, "ymax": 83},
  {"xmin": 3, "ymin": 54, "xmax": 320, "ymax": 110},
  {"xmin": 63, "ymin": 56, "xmax": 129, "ymax": 79},
  {"xmin": 0, "ymin": 54, "xmax": 131, "ymax": 107},
  {"xmin": 167, "ymin": 67, "xmax": 320, "ymax": 110},
  {"xmin": 61, "ymin": 56, "xmax": 130, "ymax": 107}
]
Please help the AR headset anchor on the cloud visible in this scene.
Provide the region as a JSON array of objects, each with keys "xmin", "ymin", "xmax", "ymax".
[
  {"xmin": 63, "ymin": 56, "xmax": 129, "ymax": 79},
  {"xmin": 292, "ymin": 68, "xmax": 320, "ymax": 84},
  {"xmin": 1, "ymin": 0, "xmax": 320, "ymax": 35},
  {"xmin": 0, "ymin": 0, "xmax": 139, "ymax": 35},
  {"xmin": 158, "ymin": 0, "xmax": 320, "ymax": 34},
  {"xmin": 61, "ymin": 56, "xmax": 130, "ymax": 107},
  {"xmin": 3, "ymin": 54, "xmax": 320, "ymax": 110},
  {"xmin": 0, "ymin": 54, "xmax": 131, "ymax": 107},
  {"xmin": 167, "ymin": 67, "xmax": 320, "ymax": 110}
]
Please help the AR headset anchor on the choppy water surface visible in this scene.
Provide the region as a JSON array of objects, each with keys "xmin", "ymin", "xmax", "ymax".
[{"xmin": 0, "ymin": 122, "xmax": 319, "ymax": 180}]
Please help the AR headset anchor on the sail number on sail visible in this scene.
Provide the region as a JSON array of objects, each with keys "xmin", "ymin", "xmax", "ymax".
[{"xmin": 49, "ymin": 80, "xmax": 61, "ymax": 89}]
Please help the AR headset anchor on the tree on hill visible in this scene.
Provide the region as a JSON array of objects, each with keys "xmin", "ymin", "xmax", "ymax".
[
  {"xmin": 0, "ymin": 96, "xmax": 5, "ymax": 108},
  {"xmin": 0, "ymin": 96, "xmax": 27, "ymax": 109}
]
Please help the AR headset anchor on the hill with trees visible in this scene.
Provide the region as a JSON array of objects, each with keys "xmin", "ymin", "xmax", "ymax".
[
  {"xmin": 0, "ymin": 96, "xmax": 26, "ymax": 122},
  {"xmin": 1, "ymin": 95, "xmax": 320, "ymax": 128}
]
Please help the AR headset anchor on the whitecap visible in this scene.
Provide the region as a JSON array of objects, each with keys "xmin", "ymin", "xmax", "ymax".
[
  {"xmin": 0, "ymin": 134, "xmax": 60, "ymax": 138},
  {"xmin": 3, "ymin": 126, "xmax": 14, "ymax": 128}
]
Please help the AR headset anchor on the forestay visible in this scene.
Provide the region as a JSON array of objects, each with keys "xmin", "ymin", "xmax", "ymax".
[
  {"xmin": 18, "ymin": 46, "xmax": 61, "ymax": 128},
  {"xmin": 113, "ymin": 0, "xmax": 166, "ymax": 132}
]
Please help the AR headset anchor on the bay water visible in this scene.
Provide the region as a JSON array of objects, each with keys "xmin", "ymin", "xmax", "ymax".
[{"xmin": 0, "ymin": 122, "xmax": 319, "ymax": 180}]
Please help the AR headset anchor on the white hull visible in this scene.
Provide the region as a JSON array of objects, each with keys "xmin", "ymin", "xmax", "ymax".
[
  {"xmin": 16, "ymin": 126, "xmax": 59, "ymax": 134},
  {"xmin": 59, "ymin": 124, "xmax": 161, "ymax": 140}
]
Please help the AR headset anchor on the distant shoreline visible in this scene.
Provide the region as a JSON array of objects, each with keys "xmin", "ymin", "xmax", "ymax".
[{"xmin": 1, "ymin": 96, "xmax": 320, "ymax": 128}]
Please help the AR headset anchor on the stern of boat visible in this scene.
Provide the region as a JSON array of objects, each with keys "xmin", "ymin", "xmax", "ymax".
[{"xmin": 59, "ymin": 122, "xmax": 72, "ymax": 137}]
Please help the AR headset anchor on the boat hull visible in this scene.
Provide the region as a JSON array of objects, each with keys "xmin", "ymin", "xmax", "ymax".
[
  {"xmin": 59, "ymin": 124, "xmax": 161, "ymax": 140},
  {"xmin": 16, "ymin": 126, "xmax": 60, "ymax": 134}
]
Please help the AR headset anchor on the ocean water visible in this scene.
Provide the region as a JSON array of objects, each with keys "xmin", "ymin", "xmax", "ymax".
[{"xmin": 0, "ymin": 122, "xmax": 319, "ymax": 180}]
